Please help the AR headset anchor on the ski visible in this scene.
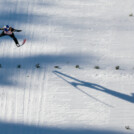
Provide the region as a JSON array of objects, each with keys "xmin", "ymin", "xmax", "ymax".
[{"xmin": 19, "ymin": 39, "xmax": 26, "ymax": 47}]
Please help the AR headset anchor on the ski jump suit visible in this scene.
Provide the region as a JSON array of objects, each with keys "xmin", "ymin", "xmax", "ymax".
[{"xmin": 0, "ymin": 26, "xmax": 22, "ymax": 47}]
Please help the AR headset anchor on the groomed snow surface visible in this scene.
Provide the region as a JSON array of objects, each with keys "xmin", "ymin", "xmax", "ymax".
[{"xmin": 0, "ymin": 0, "xmax": 134, "ymax": 134}]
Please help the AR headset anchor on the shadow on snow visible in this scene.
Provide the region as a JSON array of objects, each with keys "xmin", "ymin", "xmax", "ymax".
[
  {"xmin": 53, "ymin": 71, "xmax": 134, "ymax": 104},
  {"xmin": 0, "ymin": 121, "xmax": 128, "ymax": 134},
  {"xmin": 0, "ymin": 54, "xmax": 95, "ymax": 86}
]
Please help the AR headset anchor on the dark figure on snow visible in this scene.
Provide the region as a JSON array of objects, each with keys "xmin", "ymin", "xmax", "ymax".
[{"xmin": 0, "ymin": 25, "xmax": 22, "ymax": 47}]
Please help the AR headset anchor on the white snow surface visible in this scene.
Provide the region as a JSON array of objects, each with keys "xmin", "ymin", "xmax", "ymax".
[{"xmin": 0, "ymin": 0, "xmax": 134, "ymax": 134}]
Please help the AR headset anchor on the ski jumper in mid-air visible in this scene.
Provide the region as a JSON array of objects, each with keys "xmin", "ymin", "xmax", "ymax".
[{"xmin": 0, "ymin": 25, "xmax": 26, "ymax": 47}]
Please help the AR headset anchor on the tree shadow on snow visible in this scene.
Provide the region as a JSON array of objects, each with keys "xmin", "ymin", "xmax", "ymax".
[
  {"xmin": 0, "ymin": 53, "xmax": 95, "ymax": 86},
  {"xmin": 0, "ymin": 121, "xmax": 128, "ymax": 134},
  {"xmin": 53, "ymin": 71, "xmax": 134, "ymax": 104},
  {"xmin": 1, "ymin": 0, "xmax": 134, "ymax": 45}
]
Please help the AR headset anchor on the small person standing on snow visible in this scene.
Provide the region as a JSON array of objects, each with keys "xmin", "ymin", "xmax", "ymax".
[{"xmin": 0, "ymin": 25, "xmax": 26, "ymax": 47}]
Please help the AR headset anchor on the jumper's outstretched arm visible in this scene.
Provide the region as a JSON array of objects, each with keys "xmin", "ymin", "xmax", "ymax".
[
  {"xmin": 0, "ymin": 28, "xmax": 4, "ymax": 30},
  {"xmin": 13, "ymin": 29, "xmax": 22, "ymax": 32},
  {"xmin": 0, "ymin": 28, "xmax": 22, "ymax": 32}
]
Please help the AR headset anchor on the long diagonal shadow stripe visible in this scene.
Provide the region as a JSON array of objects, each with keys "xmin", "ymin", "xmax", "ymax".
[
  {"xmin": 53, "ymin": 71, "xmax": 134, "ymax": 103},
  {"xmin": 53, "ymin": 71, "xmax": 113, "ymax": 107}
]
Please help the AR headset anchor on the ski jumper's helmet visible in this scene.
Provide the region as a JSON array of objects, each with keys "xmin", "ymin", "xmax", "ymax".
[{"xmin": 4, "ymin": 25, "xmax": 10, "ymax": 31}]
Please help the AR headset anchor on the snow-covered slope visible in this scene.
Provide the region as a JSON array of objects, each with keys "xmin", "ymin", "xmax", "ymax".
[{"xmin": 0, "ymin": 0, "xmax": 134, "ymax": 134}]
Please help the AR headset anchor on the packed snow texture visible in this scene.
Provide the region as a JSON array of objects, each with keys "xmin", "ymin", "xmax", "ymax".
[{"xmin": 0, "ymin": 0, "xmax": 134, "ymax": 134}]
